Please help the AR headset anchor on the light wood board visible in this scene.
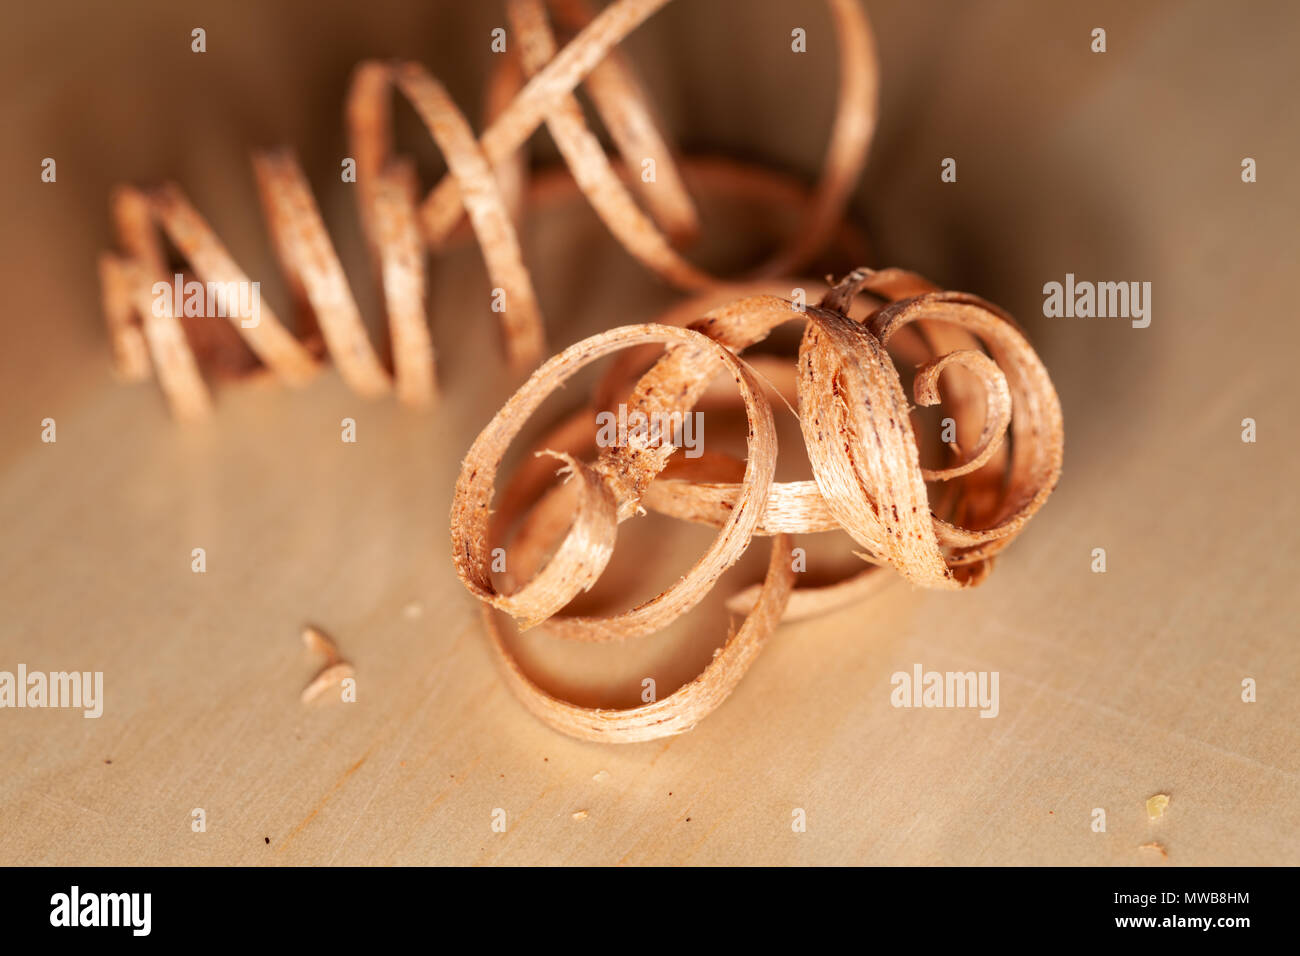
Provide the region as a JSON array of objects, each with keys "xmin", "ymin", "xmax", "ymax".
[{"xmin": 1, "ymin": 0, "xmax": 1297, "ymax": 865}]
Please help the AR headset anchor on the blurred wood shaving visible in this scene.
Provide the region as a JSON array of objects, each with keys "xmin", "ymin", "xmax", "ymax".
[
  {"xmin": 300, "ymin": 626, "xmax": 353, "ymax": 704},
  {"xmin": 97, "ymin": 0, "xmax": 876, "ymax": 419}
]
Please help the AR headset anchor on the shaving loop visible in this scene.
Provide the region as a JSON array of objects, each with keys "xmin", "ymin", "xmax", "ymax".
[
  {"xmin": 451, "ymin": 268, "xmax": 1063, "ymax": 742},
  {"xmin": 98, "ymin": 0, "xmax": 876, "ymax": 419}
]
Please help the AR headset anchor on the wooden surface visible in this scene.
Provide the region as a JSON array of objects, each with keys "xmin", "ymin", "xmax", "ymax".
[{"xmin": 2, "ymin": 0, "xmax": 1298, "ymax": 865}]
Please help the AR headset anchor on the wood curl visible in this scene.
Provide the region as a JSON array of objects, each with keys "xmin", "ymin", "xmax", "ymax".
[
  {"xmin": 451, "ymin": 268, "xmax": 1064, "ymax": 742},
  {"xmin": 97, "ymin": 0, "xmax": 877, "ymax": 419}
]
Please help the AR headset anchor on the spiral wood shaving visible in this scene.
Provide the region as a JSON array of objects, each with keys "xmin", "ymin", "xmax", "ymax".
[
  {"xmin": 91, "ymin": 0, "xmax": 1064, "ymax": 741},
  {"xmin": 451, "ymin": 268, "xmax": 1064, "ymax": 742},
  {"xmin": 98, "ymin": 0, "xmax": 876, "ymax": 419}
]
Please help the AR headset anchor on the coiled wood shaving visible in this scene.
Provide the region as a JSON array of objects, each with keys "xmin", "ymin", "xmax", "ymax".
[
  {"xmin": 98, "ymin": 0, "xmax": 876, "ymax": 419},
  {"xmin": 450, "ymin": 268, "xmax": 1063, "ymax": 742}
]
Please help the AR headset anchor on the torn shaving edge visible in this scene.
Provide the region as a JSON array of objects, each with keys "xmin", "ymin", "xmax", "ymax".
[
  {"xmin": 300, "ymin": 626, "xmax": 355, "ymax": 704},
  {"xmin": 450, "ymin": 267, "xmax": 1064, "ymax": 743},
  {"xmin": 97, "ymin": 0, "xmax": 877, "ymax": 420}
]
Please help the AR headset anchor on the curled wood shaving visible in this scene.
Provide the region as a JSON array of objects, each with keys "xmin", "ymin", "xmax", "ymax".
[
  {"xmin": 97, "ymin": 0, "xmax": 876, "ymax": 419},
  {"xmin": 451, "ymin": 269, "xmax": 1063, "ymax": 742},
  {"xmin": 300, "ymin": 625, "xmax": 353, "ymax": 704}
]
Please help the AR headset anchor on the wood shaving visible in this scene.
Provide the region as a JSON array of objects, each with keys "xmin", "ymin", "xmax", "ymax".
[
  {"xmin": 300, "ymin": 626, "xmax": 353, "ymax": 704},
  {"xmin": 301, "ymin": 663, "xmax": 356, "ymax": 705},
  {"xmin": 450, "ymin": 268, "xmax": 1063, "ymax": 742},
  {"xmin": 89, "ymin": 2, "xmax": 1064, "ymax": 747},
  {"xmin": 302, "ymin": 625, "xmax": 341, "ymax": 665},
  {"xmin": 1146, "ymin": 793, "xmax": 1170, "ymax": 820},
  {"xmin": 97, "ymin": 0, "xmax": 876, "ymax": 419}
]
